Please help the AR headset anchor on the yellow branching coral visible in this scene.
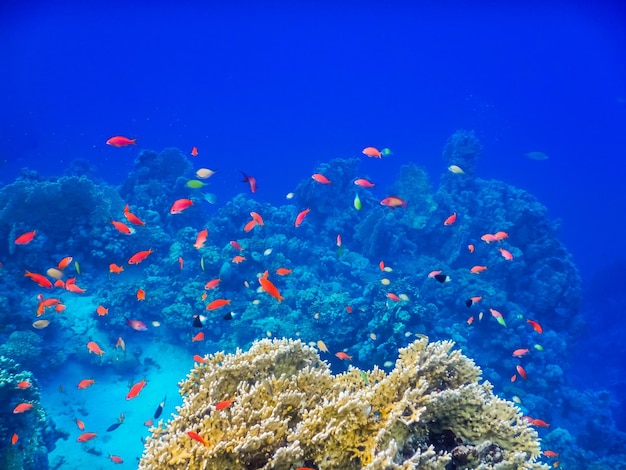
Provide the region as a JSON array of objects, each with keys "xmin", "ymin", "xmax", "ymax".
[{"xmin": 139, "ymin": 338, "xmax": 547, "ymax": 470}]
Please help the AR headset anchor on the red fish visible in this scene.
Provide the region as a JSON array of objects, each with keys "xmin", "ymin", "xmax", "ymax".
[
  {"xmin": 128, "ymin": 249, "xmax": 153, "ymax": 265},
  {"xmin": 111, "ymin": 220, "xmax": 133, "ymax": 234},
  {"xmin": 123, "ymin": 205, "xmax": 146, "ymax": 226},
  {"xmin": 137, "ymin": 289, "xmax": 145, "ymax": 301},
  {"xmin": 11, "ymin": 433, "xmax": 18, "ymax": 445},
  {"xmin": 243, "ymin": 219, "xmax": 258, "ymax": 232},
  {"xmin": 77, "ymin": 432, "xmax": 97, "ymax": 442},
  {"xmin": 108, "ymin": 455, "xmax": 123, "ymax": 464},
  {"xmin": 335, "ymin": 351, "xmax": 352, "ymax": 360},
  {"xmin": 512, "ymin": 349, "xmax": 530, "ymax": 357},
  {"xmin": 16, "ymin": 381, "xmax": 31, "ymax": 389},
  {"xmin": 295, "ymin": 208, "xmax": 311, "ymax": 227},
  {"xmin": 205, "ymin": 278, "xmax": 221, "ymax": 289},
  {"xmin": 106, "ymin": 136, "xmax": 136, "ymax": 147},
  {"xmin": 470, "ymin": 265, "xmax": 488, "ymax": 274},
  {"xmin": 444, "ymin": 212, "xmax": 457, "ymax": 226},
  {"xmin": 276, "ymin": 268, "xmax": 292, "ymax": 276},
  {"xmin": 229, "ymin": 240, "xmax": 243, "ymax": 251},
  {"xmin": 312, "ymin": 173, "xmax": 332, "ymax": 184},
  {"xmin": 126, "ymin": 379, "xmax": 147, "ymax": 400},
  {"xmin": 215, "ymin": 398, "xmax": 234, "ymax": 411},
  {"xmin": 241, "ymin": 172, "xmax": 257, "ymax": 193},
  {"xmin": 362, "ymin": 146, "xmax": 382, "ymax": 158},
  {"xmin": 543, "ymin": 450, "xmax": 559, "ymax": 458},
  {"xmin": 77, "ymin": 379, "xmax": 95, "ymax": 389},
  {"xmin": 126, "ymin": 318, "xmax": 147, "ymax": 331},
  {"xmin": 109, "ymin": 263, "xmax": 124, "ymax": 274},
  {"xmin": 192, "ymin": 332, "xmax": 204, "ymax": 342},
  {"xmin": 481, "ymin": 233, "xmax": 498, "ymax": 244},
  {"xmin": 75, "ymin": 419, "xmax": 85, "ymax": 430},
  {"xmin": 386, "ymin": 293, "xmax": 401, "ymax": 302},
  {"xmin": 467, "ymin": 244, "xmax": 475, "ymax": 253},
  {"xmin": 187, "ymin": 431, "xmax": 207, "ymax": 446},
  {"xmin": 170, "ymin": 199, "xmax": 194, "ymax": 214},
  {"xmin": 250, "ymin": 211, "xmax": 264, "ymax": 226},
  {"xmin": 25, "ymin": 271, "xmax": 52, "ymax": 288},
  {"xmin": 191, "ymin": 146, "xmax": 199, "ymax": 157},
  {"xmin": 259, "ymin": 271, "xmax": 284, "ymax": 302},
  {"xmin": 87, "ymin": 341, "xmax": 105, "ymax": 356},
  {"xmin": 354, "ymin": 178, "xmax": 375, "ymax": 188},
  {"xmin": 494, "ymin": 231, "xmax": 509, "ymax": 241},
  {"xmin": 65, "ymin": 279, "xmax": 86, "ymax": 293},
  {"xmin": 15, "ymin": 230, "xmax": 36, "ymax": 245},
  {"xmin": 193, "ymin": 355, "xmax": 206, "ymax": 363},
  {"xmin": 178, "ymin": 257, "xmax": 184, "ymax": 270},
  {"xmin": 499, "ymin": 248, "xmax": 514, "ymax": 260},
  {"xmin": 526, "ymin": 319, "xmax": 543, "ymax": 334},
  {"xmin": 97, "ymin": 305, "xmax": 109, "ymax": 316},
  {"xmin": 194, "ymin": 229, "xmax": 208, "ymax": 249},
  {"xmin": 57, "ymin": 256, "xmax": 73, "ymax": 270},
  {"xmin": 206, "ymin": 299, "xmax": 231, "ymax": 311},
  {"xmin": 380, "ymin": 196, "xmax": 407, "ymax": 209},
  {"xmin": 516, "ymin": 365, "xmax": 527, "ymax": 380},
  {"xmin": 232, "ymin": 255, "xmax": 246, "ymax": 263},
  {"xmin": 13, "ymin": 403, "xmax": 33, "ymax": 413}
]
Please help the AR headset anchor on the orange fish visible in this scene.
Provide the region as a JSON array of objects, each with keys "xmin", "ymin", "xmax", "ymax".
[
  {"xmin": 512, "ymin": 348, "xmax": 530, "ymax": 357},
  {"xmin": 467, "ymin": 316, "xmax": 474, "ymax": 325},
  {"xmin": 191, "ymin": 146, "xmax": 199, "ymax": 157},
  {"xmin": 427, "ymin": 270, "xmax": 442, "ymax": 278},
  {"xmin": 87, "ymin": 341, "xmax": 105, "ymax": 356},
  {"xmin": 57, "ymin": 256, "xmax": 73, "ymax": 270},
  {"xmin": 55, "ymin": 304, "xmax": 66, "ymax": 312},
  {"xmin": 109, "ymin": 455, "xmax": 123, "ymax": 464},
  {"xmin": 470, "ymin": 265, "xmax": 488, "ymax": 274},
  {"xmin": 16, "ymin": 381, "xmax": 31, "ymax": 389},
  {"xmin": 109, "ymin": 263, "xmax": 124, "ymax": 274},
  {"xmin": 65, "ymin": 279, "xmax": 86, "ymax": 293},
  {"xmin": 258, "ymin": 271, "xmax": 284, "ymax": 302},
  {"xmin": 205, "ymin": 278, "xmax": 221, "ymax": 289},
  {"xmin": 362, "ymin": 146, "xmax": 382, "ymax": 158},
  {"xmin": 481, "ymin": 233, "xmax": 498, "ymax": 243},
  {"xmin": 76, "ymin": 432, "xmax": 97, "ymax": 442},
  {"xmin": 295, "ymin": 208, "xmax": 311, "ymax": 227},
  {"xmin": 137, "ymin": 289, "xmax": 145, "ymax": 301},
  {"xmin": 543, "ymin": 450, "xmax": 559, "ymax": 458},
  {"xmin": 54, "ymin": 279, "xmax": 65, "ymax": 289},
  {"xmin": 123, "ymin": 205, "xmax": 146, "ymax": 226},
  {"xmin": 516, "ymin": 365, "xmax": 527, "ymax": 380},
  {"xmin": 194, "ymin": 228, "xmax": 208, "ymax": 249},
  {"xmin": 75, "ymin": 419, "xmax": 85, "ymax": 430},
  {"xmin": 126, "ymin": 379, "xmax": 147, "ymax": 400},
  {"xmin": 467, "ymin": 244, "xmax": 475, "ymax": 253},
  {"xmin": 206, "ymin": 299, "xmax": 231, "ymax": 311},
  {"xmin": 232, "ymin": 255, "xmax": 246, "ymax": 263},
  {"xmin": 25, "ymin": 271, "xmax": 52, "ymax": 288},
  {"xmin": 336, "ymin": 234, "xmax": 342, "ymax": 247},
  {"xmin": 13, "ymin": 403, "xmax": 33, "ymax": 413},
  {"xmin": 511, "ymin": 374, "xmax": 517, "ymax": 382},
  {"xmin": 201, "ymin": 292, "xmax": 207, "ymax": 301},
  {"xmin": 106, "ymin": 136, "xmax": 136, "ymax": 147},
  {"xmin": 96, "ymin": 305, "xmax": 109, "ymax": 316},
  {"xmin": 77, "ymin": 379, "xmax": 95, "ymax": 389},
  {"xmin": 170, "ymin": 199, "xmax": 194, "ymax": 214},
  {"xmin": 192, "ymin": 332, "xmax": 204, "ymax": 342},
  {"xmin": 187, "ymin": 430, "xmax": 207, "ymax": 446},
  {"xmin": 335, "ymin": 351, "xmax": 352, "ymax": 360},
  {"xmin": 230, "ymin": 240, "xmax": 243, "ymax": 251},
  {"xmin": 499, "ymin": 248, "xmax": 514, "ymax": 260},
  {"xmin": 115, "ymin": 337, "xmax": 125, "ymax": 352},
  {"xmin": 443, "ymin": 212, "xmax": 457, "ymax": 226},
  {"xmin": 354, "ymin": 178, "xmax": 375, "ymax": 188},
  {"xmin": 526, "ymin": 319, "xmax": 543, "ymax": 334},
  {"xmin": 178, "ymin": 257, "xmax": 184, "ymax": 270},
  {"xmin": 193, "ymin": 355, "xmax": 206, "ymax": 363},
  {"xmin": 15, "ymin": 230, "xmax": 36, "ymax": 245},
  {"xmin": 276, "ymin": 268, "xmax": 292, "ymax": 276},
  {"xmin": 215, "ymin": 398, "xmax": 235, "ymax": 411},
  {"xmin": 11, "ymin": 433, "xmax": 18, "ymax": 445},
  {"xmin": 494, "ymin": 231, "xmax": 509, "ymax": 241},
  {"xmin": 243, "ymin": 219, "xmax": 258, "ymax": 232},
  {"xmin": 250, "ymin": 211, "xmax": 264, "ymax": 226},
  {"xmin": 312, "ymin": 173, "xmax": 332, "ymax": 184},
  {"xmin": 241, "ymin": 172, "xmax": 257, "ymax": 193},
  {"xmin": 380, "ymin": 196, "xmax": 407, "ymax": 209},
  {"xmin": 111, "ymin": 220, "xmax": 134, "ymax": 235},
  {"xmin": 386, "ymin": 293, "xmax": 401, "ymax": 302},
  {"xmin": 144, "ymin": 419, "xmax": 154, "ymax": 427},
  {"xmin": 128, "ymin": 249, "xmax": 153, "ymax": 265}
]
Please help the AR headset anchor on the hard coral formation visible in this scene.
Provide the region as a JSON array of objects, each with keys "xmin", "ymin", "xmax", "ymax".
[{"xmin": 139, "ymin": 338, "xmax": 546, "ymax": 469}]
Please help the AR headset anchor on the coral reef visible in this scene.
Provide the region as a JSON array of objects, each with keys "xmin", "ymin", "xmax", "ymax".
[{"xmin": 139, "ymin": 338, "xmax": 546, "ymax": 469}]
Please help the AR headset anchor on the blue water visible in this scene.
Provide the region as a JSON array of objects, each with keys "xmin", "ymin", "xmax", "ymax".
[{"xmin": 1, "ymin": 2, "xmax": 626, "ymax": 469}]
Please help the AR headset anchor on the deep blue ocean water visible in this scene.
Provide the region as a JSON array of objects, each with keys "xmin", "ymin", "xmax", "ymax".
[{"xmin": 1, "ymin": 1, "xmax": 625, "ymax": 469}]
